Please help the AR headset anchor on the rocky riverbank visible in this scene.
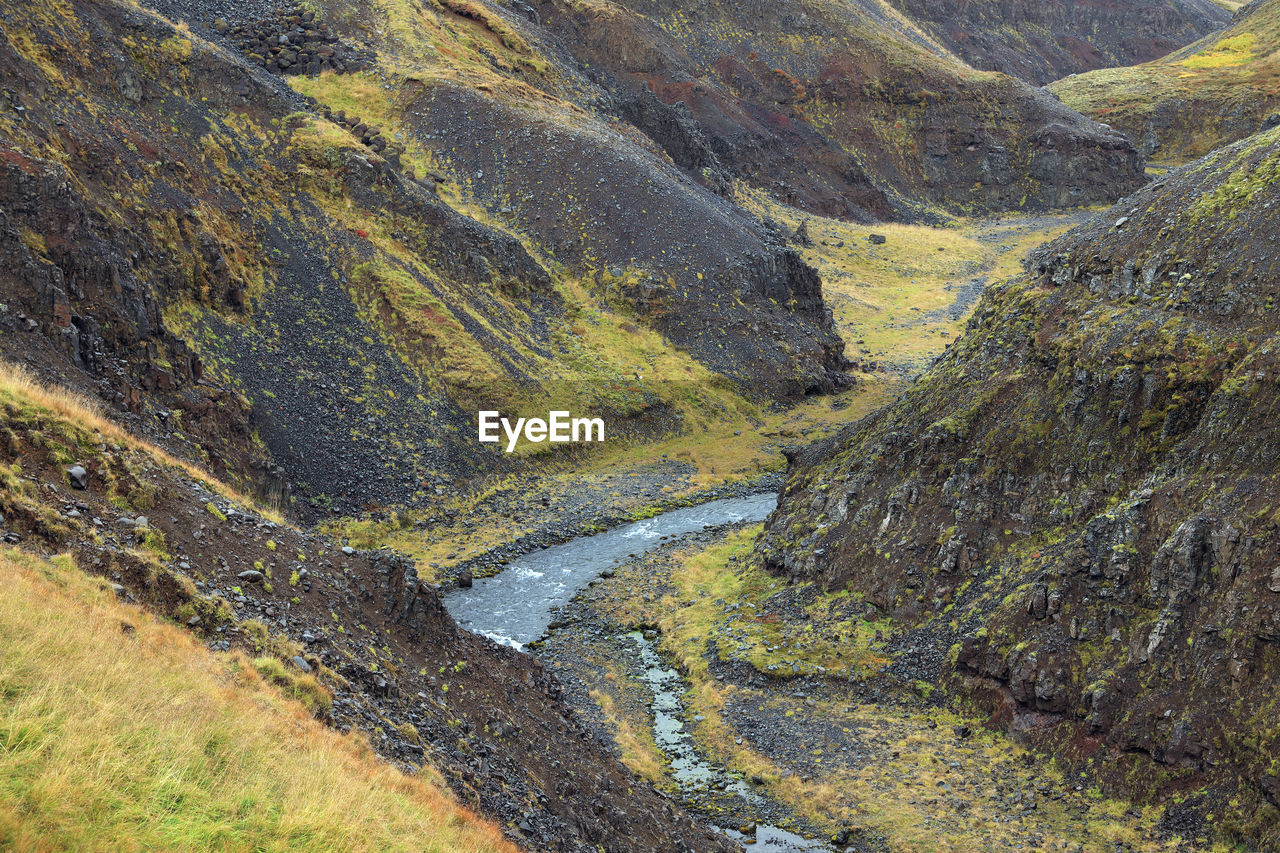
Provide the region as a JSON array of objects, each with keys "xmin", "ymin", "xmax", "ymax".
[{"xmin": 535, "ymin": 522, "xmax": 1205, "ymax": 852}]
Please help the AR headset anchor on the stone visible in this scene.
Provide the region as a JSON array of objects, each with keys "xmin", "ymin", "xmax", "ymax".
[
  {"xmin": 869, "ymin": 233, "xmax": 887, "ymax": 245},
  {"xmin": 290, "ymin": 655, "xmax": 312, "ymax": 673},
  {"xmin": 237, "ymin": 570, "xmax": 265, "ymax": 584},
  {"xmin": 67, "ymin": 465, "xmax": 88, "ymax": 489},
  {"xmin": 458, "ymin": 570, "xmax": 474, "ymax": 588}
]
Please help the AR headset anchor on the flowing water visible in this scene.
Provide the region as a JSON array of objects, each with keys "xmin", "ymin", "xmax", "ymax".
[
  {"xmin": 443, "ymin": 493, "xmax": 777, "ymax": 648},
  {"xmin": 443, "ymin": 493, "xmax": 836, "ymax": 852},
  {"xmin": 629, "ymin": 631, "xmax": 833, "ymax": 852}
]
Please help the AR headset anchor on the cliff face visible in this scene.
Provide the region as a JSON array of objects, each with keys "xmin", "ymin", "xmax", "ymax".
[
  {"xmin": 890, "ymin": 0, "xmax": 1228, "ymax": 85},
  {"xmin": 539, "ymin": 0, "xmax": 1150, "ymax": 218},
  {"xmin": 1052, "ymin": 0, "xmax": 1280, "ymax": 161},
  {"xmin": 757, "ymin": 127, "xmax": 1280, "ymax": 844}
]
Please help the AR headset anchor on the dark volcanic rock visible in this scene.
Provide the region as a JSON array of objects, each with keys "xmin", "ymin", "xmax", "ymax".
[
  {"xmin": 758, "ymin": 125, "xmax": 1280, "ymax": 847},
  {"xmin": 617, "ymin": 83, "xmax": 733, "ymax": 194}
]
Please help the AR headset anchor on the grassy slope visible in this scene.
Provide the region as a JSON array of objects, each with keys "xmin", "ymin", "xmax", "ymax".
[
  {"xmin": 0, "ymin": 545, "xmax": 512, "ymax": 852},
  {"xmin": 0, "ymin": 362, "xmax": 513, "ymax": 847},
  {"xmin": 1052, "ymin": 0, "xmax": 1280, "ymax": 161}
]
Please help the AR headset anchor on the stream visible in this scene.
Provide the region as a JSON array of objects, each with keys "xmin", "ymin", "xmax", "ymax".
[
  {"xmin": 443, "ymin": 493, "xmax": 777, "ymax": 648},
  {"xmin": 444, "ymin": 494, "xmax": 836, "ymax": 852}
]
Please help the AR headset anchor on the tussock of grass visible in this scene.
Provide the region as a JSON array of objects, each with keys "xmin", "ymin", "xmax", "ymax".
[
  {"xmin": 251, "ymin": 655, "xmax": 335, "ymax": 718},
  {"xmin": 588, "ymin": 687, "xmax": 666, "ymax": 783},
  {"xmin": 0, "ymin": 361, "xmax": 283, "ymax": 524},
  {"xmin": 0, "ymin": 546, "xmax": 513, "ymax": 852}
]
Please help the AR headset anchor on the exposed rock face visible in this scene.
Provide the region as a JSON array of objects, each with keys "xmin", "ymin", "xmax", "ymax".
[
  {"xmin": 890, "ymin": 0, "xmax": 1228, "ymax": 85},
  {"xmin": 1052, "ymin": 0, "xmax": 1280, "ymax": 161},
  {"xmin": 757, "ymin": 126, "xmax": 1280, "ymax": 844},
  {"xmin": 617, "ymin": 84, "xmax": 733, "ymax": 195},
  {"xmin": 539, "ymin": 0, "xmax": 1150, "ymax": 217},
  {"xmin": 0, "ymin": 143, "xmax": 264, "ymax": 491}
]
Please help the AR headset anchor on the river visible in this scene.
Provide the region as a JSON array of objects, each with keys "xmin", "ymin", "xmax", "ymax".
[
  {"xmin": 443, "ymin": 493, "xmax": 837, "ymax": 852},
  {"xmin": 443, "ymin": 493, "xmax": 777, "ymax": 648}
]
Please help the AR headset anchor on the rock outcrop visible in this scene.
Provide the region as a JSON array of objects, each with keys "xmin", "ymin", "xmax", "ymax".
[{"xmin": 758, "ymin": 126, "xmax": 1280, "ymax": 845}]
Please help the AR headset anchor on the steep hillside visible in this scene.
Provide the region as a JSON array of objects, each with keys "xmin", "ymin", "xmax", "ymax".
[
  {"xmin": 0, "ymin": 360, "xmax": 732, "ymax": 851},
  {"xmin": 757, "ymin": 127, "xmax": 1280, "ymax": 847},
  {"xmin": 0, "ymin": 0, "xmax": 848, "ymax": 520},
  {"xmin": 1052, "ymin": 0, "xmax": 1280, "ymax": 159},
  {"xmin": 537, "ymin": 0, "xmax": 1148, "ymax": 217},
  {"xmin": 0, "ymin": 545, "xmax": 515, "ymax": 853},
  {"xmin": 890, "ymin": 0, "xmax": 1228, "ymax": 85},
  {"xmin": 0, "ymin": 0, "xmax": 1159, "ymax": 522}
]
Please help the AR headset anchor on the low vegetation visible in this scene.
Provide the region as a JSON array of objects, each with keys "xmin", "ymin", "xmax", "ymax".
[
  {"xmin": 1052, "ymin": 0, "xmax": 1280, "ymax": 161},
  {"xmin": 0, "ymin": 546, "xmax": 513, "ymax": 852},
  {"xmin": 574, "ymin": 528, "xmax": 1190, "ymax": 851}
]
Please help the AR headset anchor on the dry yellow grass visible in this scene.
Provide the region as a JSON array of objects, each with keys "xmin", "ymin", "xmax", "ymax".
[
  {"xmin": 0, "ymin": 360, "xmax": 283, "ymax": 524},
  {"xmin": 588, "ymin": 687, "xmax": 666, "ymax": 783},
  {"xmin": 0, "ymin": 546, "xmax": 514, "ymax": 852}
]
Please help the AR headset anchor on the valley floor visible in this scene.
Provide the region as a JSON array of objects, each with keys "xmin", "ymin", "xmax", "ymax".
[
  {"xmin": 415, "ymin": 210, "xmax": 1212, "ymax": 850},
  {"xmin": 0, "ymin": 209, "xmax": 1144, "ymax": 852},
  {"xmin": 330, "ymin": 211, "xmax": 1087, "ymax": 587},
  {"xmin": 537, "ymin": 523, "xmax": 1202, "ymax": 852}
]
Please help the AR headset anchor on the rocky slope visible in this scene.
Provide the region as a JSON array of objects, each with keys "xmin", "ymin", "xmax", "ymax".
[
  {"xmin": 0, "ymin": 0, "xmax": 847, "ymax": 521},
  {"xmin": 1052, "ymin": 0, "xmax": 1280, "ymax": 160},
  {"xmin": 891, "ymin": 0, "xmax": 1228, "ymax": 85},
  {"xmin": 537, "ymin": 0, "xmax": 1148, "ymax": 217},
  {"xmin": 0, "ymin": 0, "xmax": 1158, "ymax": 521},
  {"xmin": 0, "ymin": 365, "xmax": 732, "ymax": 853},
  {"xmin": 757, "ymin": 126, "xmax": 1280, "ymax": 847}
]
